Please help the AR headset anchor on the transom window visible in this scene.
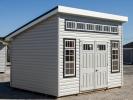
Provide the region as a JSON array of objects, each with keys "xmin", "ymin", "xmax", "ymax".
[
  {"xmin": 111, "ymin": 41, "xmax": 120, "ymax": 73},
  {"xmin": 95, "ymin": 25, "xmax": 103, "ymax": 31},
  {"xmin": 66, "ymin": 20, "xmax": 118, "ymax": 33},
  {"xmin": 87, "ymin": 24, "xmax": 95, "ymax": 30},
  {"xmin": 66, "ymin": 21, "xmax": 76, "ymax": 30},
  {"xmin": 64, "ymin": 39, "xmax": 76, "ymax": 77},
  {"xmin": 103, "ymin": 26, "xmax": 110, "ymax": 32},
  {"xmin": 77, "ymin": 22, "xmax": 86, "ymax": 30}
]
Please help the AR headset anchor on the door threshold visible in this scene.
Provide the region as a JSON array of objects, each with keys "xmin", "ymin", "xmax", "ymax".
[{"xmin": 80, "ymin": 87, "xmax": 108, "ymax": 94}]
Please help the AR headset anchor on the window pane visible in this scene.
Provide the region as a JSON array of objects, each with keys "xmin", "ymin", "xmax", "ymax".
[
  {"xmin": 70, "ymin": 69, "xmax": 74, "ymax": 74},
  {"xmin": 113, "ymin": 65, "xmax": 118, "ymax": 70},
  {"xmin": 112, "ymin": 55, "xmax": 118, "ymax": 59},
  {"xmin": 66, "ymin": 63, "xmax": 69, "ymax": 68},
  {"xmin": 87, "ymin": 24, "xmax": 95, "ymax": 30},
  {"xmin": 112, "ymin": 50, "xmax": 118, "ymax": 54},
  {"xmin": 65, "ymin": 41, "xmax": 68, "ymax": 47},
  {"xmin": 83, "ymin": 44, "xmax": 93, "ymax": 50},
  {"xmin": 70, "ymin": 63, "xmax": 74, "ymax": 69},
  {"xmin": 66, "ymin": 50, "xmax": 69, "ymax": 55},
  {"xmin": 112, "ymin": 42, "xmax": 119, "ymax": 48},
  {"xmin": 65, "ymin": 40, "xmax": 75, "ymax": 47},
  {"xmin": 66, "ymin": 69, "xmax": 70, "ymax": 74},
  {"xmin": 70, "ymin": 50, "xmax": 74, "ymax": 55},
  {"xmin": 97, "ymin": 45, "xmax": 106, "ymax": 50},
  {"xmin": 70, "ymin": 41, "xmax": 74, "ymax": 47},
  {"xmin": 66, "ymin": 56, "xmax": 70, "ymax": 61},
  {"xmin": 66, "ymin": 21, "xmax": 75, "ymax": 29},
  {"xmin": 70, "ymin": 56, "xmax": 74, "ymax": 61},
  {"xmin": 104, "ymin": 26, "xmax": 110, "ymax": 32},
  {"xmin": 95, "ymin": 25, "xmax": 102, "ymax": 31},
  {"xmin": 77, "ymin": 23, "xmax": 85, "ymax": 30},
  {"xmin": 111, "ymin": 27, "xmax": 118, "ymax": 33},
  {"xmin": 113, "ymin": 61, "xmax": 118, "ymax": 66}
]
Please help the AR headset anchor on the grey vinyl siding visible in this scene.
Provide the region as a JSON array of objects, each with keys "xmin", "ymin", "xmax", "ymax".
[
  {"xmin": 10, "ymin": 15, "xmax": 59, "ymax": 96},
  {"xmin": 58, "ymin": 14, "xmax": 123, "ymax": 96},
  {"xmin": 0, "ymin": 43, "xmax": 6, "ymax": 72},
  {"xmin": 123, "ymin": 49, "xmax": 133, "ymax": 64}
]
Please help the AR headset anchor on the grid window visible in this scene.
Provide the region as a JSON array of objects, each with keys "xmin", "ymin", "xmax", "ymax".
[
  {"xmin": 111, "ymin": 41, "xmax": 120, "ymax": 73},
  {"xmin": 111, "ymin": 27, "xmax": 118, "ymax": 33},
  {"xmin": 66, "ymin": 21, "xmax": 76, "ymax": 29},
  {"xmin": 104, "ymin": 26, "xmax": 110, "ymax": 32},
  {"xmin": 95, "ymin": 25, "xmax": 103, "ymax": 31},
  {"xmin": 86, "ymin": 24, "xmax": 95, "ymax": 31},
  {"xmin": 64, "ymin": 39, "xmax": 76, "ymax": 77},
  {"xmin": 77, "ymin": 22, "xmax": 86, "ymax": 30},
  {"xmin": 65, "ymin": 20, "xmax": 118, "ymax": 33}
]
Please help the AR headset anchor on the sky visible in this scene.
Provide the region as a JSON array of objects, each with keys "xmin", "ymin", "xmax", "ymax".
[{"xmin": 0, "ymin": 0, "xmax": 132, "ymax": 44}]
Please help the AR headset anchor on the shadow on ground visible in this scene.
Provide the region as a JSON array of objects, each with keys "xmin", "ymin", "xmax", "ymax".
[{"xmin": 0, "ymin": 82, "xmax": 56, "ymax": 99}]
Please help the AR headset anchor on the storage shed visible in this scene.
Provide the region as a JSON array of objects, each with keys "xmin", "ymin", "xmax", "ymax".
[
  {"xmin": 5, "ymin": 6, "xmax": 128, "ymax": 97},
  {"xmin": 0, "ymin": 38, "xmax": 7, "ymax": 72},
  {"xmin": 123, "ymin": 42, "xmax": 133, "ymax": 64}
]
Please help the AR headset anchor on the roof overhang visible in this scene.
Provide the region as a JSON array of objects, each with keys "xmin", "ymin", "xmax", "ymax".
[
  {"xmin": 5, "ymin": 5, "xmax": 128, "ymax": 41},
  {"xmin": 58, "ymin": 6, "xmax": 128, "ymax": 22}
]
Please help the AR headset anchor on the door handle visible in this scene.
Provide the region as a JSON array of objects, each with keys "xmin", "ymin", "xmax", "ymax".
[{"xmin": 96, "ymin": 69, "xmax": 98, "ymax": 72}]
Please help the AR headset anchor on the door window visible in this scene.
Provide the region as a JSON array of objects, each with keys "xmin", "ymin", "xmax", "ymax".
[
  {"xmin": 97, "ymin": 45, "xmax": 106, "ymax": 51},
  {"xmin": 83, "ymin": 44, "xmax": 93, "ymax": 50}
]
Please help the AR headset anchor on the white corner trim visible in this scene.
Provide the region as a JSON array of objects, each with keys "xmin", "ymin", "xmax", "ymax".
[{"xmin": 58, "ymin": 6, "xmax": 128, "ymax": 22}]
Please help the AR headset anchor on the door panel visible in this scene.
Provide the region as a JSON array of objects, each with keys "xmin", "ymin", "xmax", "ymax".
[
  {"xmin": 80, "ymin": 41, "xmax": 108, "ymax": 91},
  {"xmin": 80, "ymin": 42, "xmax": 95, "ymax": 91},
  {"xmin": 95, "ymin": 42, "xmax": 107, "ymax": 88}
]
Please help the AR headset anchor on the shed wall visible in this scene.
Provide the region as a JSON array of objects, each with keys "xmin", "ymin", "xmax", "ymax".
[
  {"xmin": 58, "ymin": 14, "xmax": 123, "ymax": 96},
  {"xmin": 10, "ymin": 15, "xmax": 59, "ymax": 96},
  {"xmin": 0, "ymin": 43, "xmax": 6, "ymax": 72}
]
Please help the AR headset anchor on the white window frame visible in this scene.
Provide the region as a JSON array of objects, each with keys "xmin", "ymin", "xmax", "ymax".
[
  {"xmin": 63, "ymin": 39, "xmax": 76, "ymax": 77},
  {"xmin": 65, "ymin": 20, "xmax": 118, "ymax": 33},
  {"xmin": 111, "ymin": 41, "xmax": 120, "ymax": 73}
]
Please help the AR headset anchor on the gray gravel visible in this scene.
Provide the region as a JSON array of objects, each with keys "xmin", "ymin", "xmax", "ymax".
[{"xmin": 0, "ymin": 65, "xmax": 133, "ymax": 99}]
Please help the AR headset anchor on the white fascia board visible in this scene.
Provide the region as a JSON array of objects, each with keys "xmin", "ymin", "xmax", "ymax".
[
  {"xmin": 5, "ymin": 9, "xmax": 58, "ymax": 41},
  {"xmin": 58, "ymin": 6, "xmax": 128, "ymax": 22}
]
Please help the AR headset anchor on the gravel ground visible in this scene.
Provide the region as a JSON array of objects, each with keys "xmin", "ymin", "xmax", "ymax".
[{"xmin": 0, "ymin": 65, "xmax": 133, "ymax": 99}]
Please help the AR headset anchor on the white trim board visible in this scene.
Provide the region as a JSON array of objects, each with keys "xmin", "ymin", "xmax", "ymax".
[
  {"xmin": 58, "ymin": 6, "xmax": 128, "ymax": 22},
  {"xmin": 5, "ymin": 5, "xmax": 128, "ymax": 40}
]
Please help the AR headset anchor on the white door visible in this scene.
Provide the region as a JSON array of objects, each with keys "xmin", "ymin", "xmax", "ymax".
[
  {"xmin": 80, "ymin": 41, "xmax": 95, "ymax": 91},
  {"xmin": 95, "ymin": 42, "xmax": 108, "ymax": 89},
  {"xmin": 80, "ymin": 41, "xmax": 108, "ymax": 91}
]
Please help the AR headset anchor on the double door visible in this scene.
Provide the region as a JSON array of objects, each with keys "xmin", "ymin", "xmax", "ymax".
[{"xmin": 80, "ymin": 41, "xmax": 108, "ymax": 91}]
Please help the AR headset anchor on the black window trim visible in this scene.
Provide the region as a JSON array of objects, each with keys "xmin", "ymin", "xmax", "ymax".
[
  {"xmin": 63, "ymin": 38, "xmax": 76, "ymax": 78},
  {"xmin": 111, "ymin": 40, "xmax": 120, "ymax": 73}
]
